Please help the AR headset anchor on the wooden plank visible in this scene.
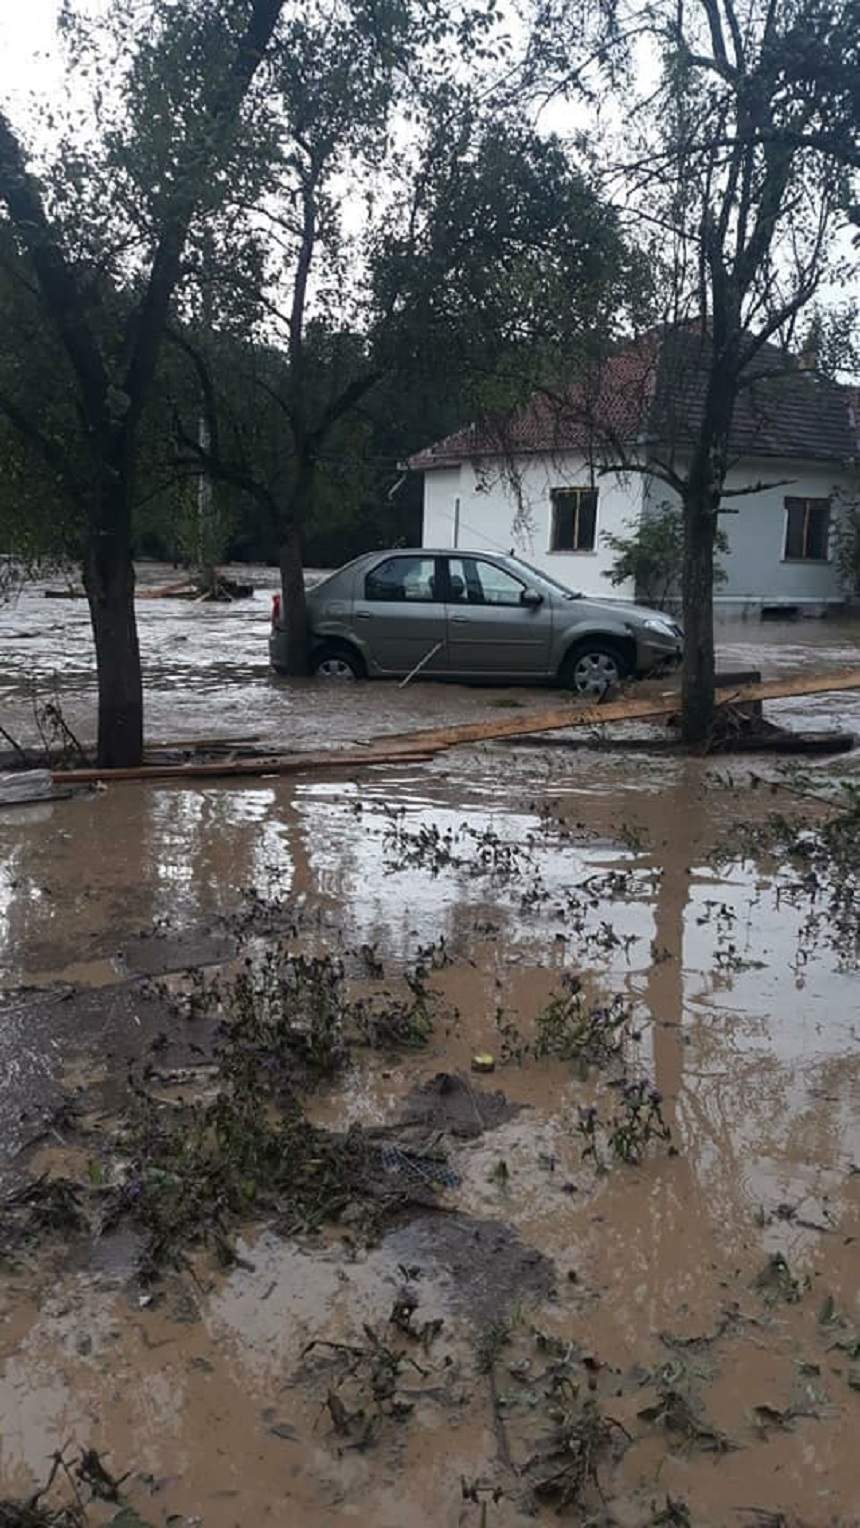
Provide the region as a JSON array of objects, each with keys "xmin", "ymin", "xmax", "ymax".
[
  {"xmin": 52, "ymin": 745, "xmax": 441, "ymax": 785},
  {"xmin": 50, "ymin": 668, "xmax": 860, "ymax": 786},
  {"xmin": 368, "ymin": 667, "xmax": 860, "ymax": 754}
]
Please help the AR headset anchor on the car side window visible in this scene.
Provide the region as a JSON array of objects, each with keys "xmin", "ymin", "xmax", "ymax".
[
  {"xmin": 365, "ymin": 556, "xmax": 438, "ymax": 602},
  {"xmin": 464, "ymin": 559, "xmax": 527, "ymax": 607}
]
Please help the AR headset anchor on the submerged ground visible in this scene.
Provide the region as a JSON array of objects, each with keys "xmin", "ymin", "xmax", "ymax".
[{"xmin": 1, "ymin": 569, "xmax": 859, "ymax": 1526}]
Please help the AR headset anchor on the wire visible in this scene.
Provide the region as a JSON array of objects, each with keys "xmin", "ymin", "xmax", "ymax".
[{"xmin": 427, "ymin": 501, "xmax": 527, "ymax": 558}]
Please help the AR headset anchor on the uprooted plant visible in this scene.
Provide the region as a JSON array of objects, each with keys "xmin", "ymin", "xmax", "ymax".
[
  {"xmin": 577, "ymin": 1080, "xmax": 673, "ymax": 1170},
  {"xmin": 534, "ymin": 980, "xmax": 636, "ymax": 1069},
  {"xmin": 3, "ymin": 945, "xmax": 451, "ymax": 1279},
  {"xmin": 526, "ymin": 1394, "xmax": 630, "ymax": 1510},
  {"xmin": 0, "ymin": 1176, "xmax": 86, "ymax": 1266},
  {"xmin": 166, "ymin": 945, "xmax": 438, "ymax": 1067},
  {"xmin": 301, "ymin": 1320, "xmax": 440, "ymax": 1448},
  {"xmin": 0, "ymin": 1444, "xmax": 144, "ymax": 1527},
  {"xmin": 29, "ymin": 683, "xmax": 91, "ymax": 769},
  {"xmin": 103, "ymin": 943, "xmax": 457, "ymax": 1278},
  {"xmin": 352, "ymin": 964, "xmax": 435, "ymax": 1049},
  {"xmin": 637, "ymin": 1384, "xmax": 733, "ymax": 1453},
  {"xmin": 495, "ymin": 979, "xmax": 637, "ymax": 1071},
  {"xmin": 715, "ymin": 778, "xmax": 860, "ymax": 963},
  {"xmin": 382, "ymin": 812, "xmax": 536, "ymax": 880},
  {"xmin": 109, "ymin": 1007, "xmax": 456, "ymax": 1280},
  {"xmin": 216, "ymin": 950, "xmax": 352, "ymax": 1080}
]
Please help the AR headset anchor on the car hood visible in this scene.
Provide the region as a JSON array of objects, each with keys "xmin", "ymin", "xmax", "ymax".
[{"xmin": 575, "ymin": 599, "xmax": 681, "ymax": 629}]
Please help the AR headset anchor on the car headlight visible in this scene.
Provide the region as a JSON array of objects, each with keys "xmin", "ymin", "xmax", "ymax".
[{"xmin": 642, "ymin": 618, "xmax": 678, "ymax": 639}]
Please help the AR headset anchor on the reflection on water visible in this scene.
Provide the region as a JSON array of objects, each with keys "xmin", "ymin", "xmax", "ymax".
[{"xmin": 1, "ymin": 759, "xmax": 858, "ymax": 1190}]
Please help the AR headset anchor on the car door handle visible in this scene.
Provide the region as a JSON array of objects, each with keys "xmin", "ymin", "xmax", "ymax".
[
  {"xmin": 450, "ymin": 616, "xmax": 469, "ymax": 624},
  {"xmin": 355, "ymin": 610, "xmax": 372, "ymax": 620}
]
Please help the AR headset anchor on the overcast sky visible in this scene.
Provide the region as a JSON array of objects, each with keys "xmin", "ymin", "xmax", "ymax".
[
  {"xmin": 1, "ymin": 0, "xmax": 856, "ymax": 342},
  {"xmin": 0, "ymin": 4, "xmax": 64, "ymax": 117}
]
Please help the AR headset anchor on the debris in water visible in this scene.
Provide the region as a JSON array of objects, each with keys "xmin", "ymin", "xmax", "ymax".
[
  {"xmin": 527, "ymin": 1396, "xmax": 630, "ymax": 1509},
  {"xmin": 637, "ymin": 1387, "xmax": 734, "ymax": 1452},
  {"xmin": 751, "ymin": 1252, "xmax": 806, "ymax": 1305}
]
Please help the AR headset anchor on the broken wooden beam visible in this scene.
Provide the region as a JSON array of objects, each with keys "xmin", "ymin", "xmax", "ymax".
[
  {"xmin": 51, "ymin": 746, "xmax": 440, "ymax": 785},
  {"xmin": 49, "ymin": 667, "xmax": 860, "ymax": 786},
  {"xmin": 366, "ymin": 667, "xmax": 860, "ymax": 755}
]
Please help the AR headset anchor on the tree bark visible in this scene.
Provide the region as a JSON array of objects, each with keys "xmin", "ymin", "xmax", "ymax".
[
  {"xmin": 83, "ymin": 500, "xmax": 143, "ymax": 768},
  {"xmin": 680, "ymin": 493, "xmax": 716, "ymax": 745},
  {"xmin": 279, "ymin": 519, "xmax": 310, "ymax": 677},
  {"xmin": 679, "ymin": 330, "xmax": 738, "ymax": 746}
]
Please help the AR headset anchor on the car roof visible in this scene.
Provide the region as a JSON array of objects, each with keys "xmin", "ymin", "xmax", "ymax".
[{"xmin": 348, "ymin": 547, "xmax": 513, "ymax": 563}]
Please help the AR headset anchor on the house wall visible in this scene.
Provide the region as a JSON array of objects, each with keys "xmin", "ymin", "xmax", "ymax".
[
  {"xmin": 421, "ymin": 453, "xmax": 642, "ymax": 599},
  {"xmin": 649, "ymin": 456, "xmax": 855, "ymax": 608}
]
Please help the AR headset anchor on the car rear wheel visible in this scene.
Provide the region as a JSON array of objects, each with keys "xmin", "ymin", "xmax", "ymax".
[
  {"xmin": 311, "ymin": 643, "xmax": 365, "ymax": 680},
  {"xmin": 561, "ymin": 640, "xmax": 629, "ymax": 697}
]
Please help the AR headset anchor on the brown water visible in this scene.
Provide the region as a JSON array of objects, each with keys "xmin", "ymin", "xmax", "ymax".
[
  {"xmin": 1, "ymin": 575, "xmax": 860, "ymax": 1525},
  {"xmin": 2, "ymin": 562, "xmax": 860, "ymax": 747}
]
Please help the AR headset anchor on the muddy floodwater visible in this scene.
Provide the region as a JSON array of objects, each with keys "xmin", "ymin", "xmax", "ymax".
[{"xmin": 1, "ymin": 571, "xmax": 860, "ymax": 1526}]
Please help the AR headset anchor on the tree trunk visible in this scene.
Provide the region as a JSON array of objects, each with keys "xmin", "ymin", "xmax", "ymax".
[
  {"xmin": 680, "ymin": 493, "xmax": 716, "ymax": 745},
  {"xmin": 83, "ymin": 502, "xmax": 143, "ymax": 768},
  {"xmin": 679, "ymin": 335, "xmax": 738, "ymax": 746},
  {"xmin": 278, "ymin": 519, "xmax": 309, "ymax": 676}
]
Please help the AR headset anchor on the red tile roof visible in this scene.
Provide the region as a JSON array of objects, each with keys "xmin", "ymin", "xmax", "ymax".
[{"xmin": 408, "ymin": 329, "xmax": 859, "ymax": 471}]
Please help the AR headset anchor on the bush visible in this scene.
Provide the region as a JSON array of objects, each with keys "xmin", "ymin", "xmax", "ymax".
[
  {"xmin": 603, "ymin": 502, "xmax": 727, "ymax": 610},
  {"xmin": 832, "ymin": 488, "xmax": 860, "ymax": 595}
]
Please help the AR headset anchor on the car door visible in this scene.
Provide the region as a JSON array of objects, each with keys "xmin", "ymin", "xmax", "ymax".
[
  {"xmin": 443, "ymin": 556, "xmax": 553, "ymax": 676},
  {"xmin": 353, "ymin": 554, "xmax": 447, "ymax": 674}
]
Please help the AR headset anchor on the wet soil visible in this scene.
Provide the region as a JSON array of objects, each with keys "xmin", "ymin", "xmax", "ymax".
[
  {"xmin": 1, "ymin": 579, "xmax": 859, "ymax": 1525},
  {"xmin": 402, "ymin": 1072, "xmax": 522, "ymax": 1138}
]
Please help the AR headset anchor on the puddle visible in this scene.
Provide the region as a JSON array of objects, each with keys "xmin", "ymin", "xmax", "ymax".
[{"xmin": 2, "ymin": 585, "xmax": 860, "ymax": 1522}]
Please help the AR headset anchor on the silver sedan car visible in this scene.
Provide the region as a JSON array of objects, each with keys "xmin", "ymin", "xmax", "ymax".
[{"xmin": 269, "ymin": 549, "xmax": 683, "ymax": 695}]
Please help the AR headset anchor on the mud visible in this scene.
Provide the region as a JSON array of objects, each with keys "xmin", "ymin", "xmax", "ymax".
[
  {"xmin": 2, "ymin": 580, "xmax": 860, "ymax": 1524},
  {"xmin": 402, "ymin": 1073, "xmax": 522, "ymax": 1138}
]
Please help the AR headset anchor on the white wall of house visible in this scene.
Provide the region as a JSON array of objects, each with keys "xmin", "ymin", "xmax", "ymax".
[
  {"xmin": 421, "ymin": 451, "xmax": 642, "ymax": 599},
  {"xmin": 646, "ymin": 455, "xmax": 855, "ymax": 606},
  {"xmin": 421, "ymin": 450, "xmax": 856, "ymax": 608}
]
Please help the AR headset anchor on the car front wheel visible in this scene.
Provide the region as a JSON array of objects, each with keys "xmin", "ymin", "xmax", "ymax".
[
  {"xmin": 561, "ymin": 641, "xmax": 629, "ymax": 697},
  {"xmin": 311, "ymin": 644, "xmax": 364, "ymax": 680}
]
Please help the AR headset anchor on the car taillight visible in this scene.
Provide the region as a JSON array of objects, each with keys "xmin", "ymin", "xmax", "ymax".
[{"xmin": 271, "ymin": 592, "xmax": 281, "ymax": 627}]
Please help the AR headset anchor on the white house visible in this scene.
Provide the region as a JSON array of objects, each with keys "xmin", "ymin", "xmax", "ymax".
[{"xmin": 409, "ymin": 329, "xmax": 860, "ymax": 615}]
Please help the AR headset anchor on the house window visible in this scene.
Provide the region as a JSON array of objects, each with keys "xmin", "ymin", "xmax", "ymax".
[
  {"xmin": 550, "ymin": 488, "xmax": 598, "ymax": 552},
  {"xmin": 784, "ymin": 497, "xmax": 830, "ymax": 561}
]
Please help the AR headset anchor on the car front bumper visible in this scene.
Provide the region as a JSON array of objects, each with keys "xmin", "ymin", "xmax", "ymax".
[{"xmin": 635, "ymin": 632, "xmax": 683, "ymax": 674}]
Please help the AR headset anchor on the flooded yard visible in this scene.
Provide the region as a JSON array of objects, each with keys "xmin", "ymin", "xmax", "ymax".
[{"xmin": 1, "ymin": 572, "xmax": 859, "ymax": 1525}]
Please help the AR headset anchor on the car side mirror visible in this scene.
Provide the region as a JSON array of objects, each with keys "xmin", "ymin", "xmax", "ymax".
[{"xmin": 521, "ymin": 588, "xmax": 543, "ymax": 608}]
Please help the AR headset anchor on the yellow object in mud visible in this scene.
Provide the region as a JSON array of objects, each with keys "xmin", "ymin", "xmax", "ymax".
[{"xmin": 471, "ymin": 1053, "xmax": 495, "ymax": 1074}]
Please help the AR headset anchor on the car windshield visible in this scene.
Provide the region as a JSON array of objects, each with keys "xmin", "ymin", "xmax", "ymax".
[{"xmin": 506, "ymin": 558, "xmax": 581, "ymax": 600}]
